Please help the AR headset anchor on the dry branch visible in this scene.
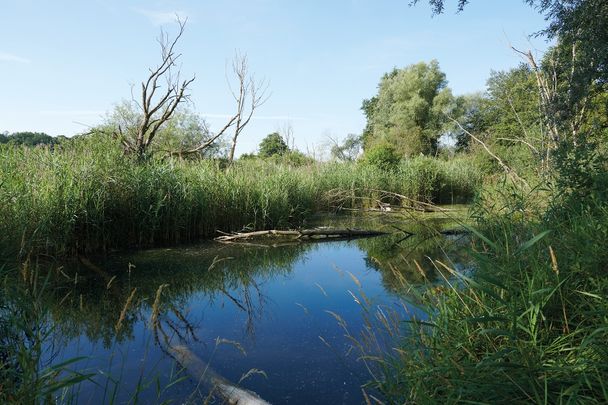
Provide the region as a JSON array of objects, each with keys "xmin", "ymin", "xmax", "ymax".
[
  {"xmin": 115, "ymin": 18, "xmax": 195, "ymax": 158},
  {"xmin": 226, "ymin": 52, "xmax": 270, "ymax": 163},
  {"xmin": 325, "ymin": 188, "xmax": 452, "ymax": 213},
  {"xmin": 215, "ymin": 228, "xmax": 387, "ymax": 242},
  {"xmin": 446, "ymin": 116, "xmax": 530, "ymax": 189}
]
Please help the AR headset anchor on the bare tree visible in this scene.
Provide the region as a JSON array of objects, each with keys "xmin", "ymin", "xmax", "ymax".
[
  {"xmin": 278, "ymin": 122, "xmax": 295, "ymax": 150},
  {"xmin": 226, "ymin": 52, "xmax": 269, "ymax": 163},
  {"xmin": 113, "ymin": 18, "xmax": 195, "ymax": 159},
  {"xmin": 169, "ymin": 53, "xmax": 268, "ymax": 160}
]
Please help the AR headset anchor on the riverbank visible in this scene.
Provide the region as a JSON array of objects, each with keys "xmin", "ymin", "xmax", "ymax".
[
  {"xmin": 366, "ymin": 184, "xmax": 608, "ymax": 403},
  {"xmin": 0, "ymin": 211, "xmax": 467, "ymax": 404},
  {"xmin": 0, "ymin": 136, "xmax": 480, "ymax": 257}
]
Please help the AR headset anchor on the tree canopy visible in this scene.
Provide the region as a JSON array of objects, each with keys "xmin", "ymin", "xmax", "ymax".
[
  {"xmin": 362, "ymin": 60, "xmax": 454, "ymax": 157},
  {"xmin": 101, "ymin": 102, "xmax": 226, "ymax": 159},
  {"xmin": 330, "ymin": 134, "xmax": 362, "ymax": 161},
  {"xmin": 258, "ymin": 132, "xmax": 289, "ymax": 157},
  {"xmin": 0, "ymin": 131, "xmax": 56, "ymax": 146}
]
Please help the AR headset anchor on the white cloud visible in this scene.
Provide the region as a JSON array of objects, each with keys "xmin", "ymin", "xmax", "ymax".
[
  {"xmin": 133, "ymin": 8, "xmax": 190, "ymax": 25},
  {"xmin": 0, "ymin": 52, "xmax": 30, "ymax": 64}
]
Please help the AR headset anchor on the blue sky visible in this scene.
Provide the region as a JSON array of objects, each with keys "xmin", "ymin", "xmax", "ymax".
[{"xmin": 1, "ymin": 1, "xmax": 551, "ymax": 155}]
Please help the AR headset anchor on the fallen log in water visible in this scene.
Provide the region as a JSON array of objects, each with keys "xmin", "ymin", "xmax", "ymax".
[
  {"xmin": 215, "ymin": 228, "xmax": 387, "ymax": 242},
  {"xmin": 168, "ymin": 344, "xmax": 271, "ymax": 405}
]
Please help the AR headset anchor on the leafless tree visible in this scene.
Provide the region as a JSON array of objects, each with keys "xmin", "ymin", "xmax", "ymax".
[
  {"xmin": 226, "ymin": 52, "xmax": 269, "ymax": 163},
  {"xmin": 110, "ymin": 21, "xmax": 267, "ymax": 161},
  {"xmin": 114, "ymin": 18, "xmax": 195, "ymax": 159},
  {"xmin": 278, "ymin": 122, "xmax": 295, "ymax": 150},
  {"xmin": 173, "ymin": 53, "xmax": 268, "ymax": 160}
]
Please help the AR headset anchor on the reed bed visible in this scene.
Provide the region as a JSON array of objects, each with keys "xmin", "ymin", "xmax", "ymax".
[
  {"xmin": 359, "ymin": 185, "xmax": 608, "ymax": 404},
  {"xmin": 0, "ymin": 136, "xmax": 480, "ymax": 256}
]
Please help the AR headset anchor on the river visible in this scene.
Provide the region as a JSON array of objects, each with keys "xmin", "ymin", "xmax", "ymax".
[{"xmin": 39, "ymin": 210, "xmax": 469, "ymax": 404}]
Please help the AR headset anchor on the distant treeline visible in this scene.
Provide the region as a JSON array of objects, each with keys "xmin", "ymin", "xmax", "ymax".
[{"xmin": 0, "ymin": 131, "xmax": 66, "ymax": 147}]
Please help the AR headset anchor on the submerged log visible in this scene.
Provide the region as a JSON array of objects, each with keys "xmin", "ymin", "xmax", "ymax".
[
  {"xmin": 439, "ymin": 228, "xmax": 471, "ymax": 236},
  {"xmin": 215, "ymin": 228, "xmax": 387, "ymax": 242},
  {"xmin": 168, "ymin": 344, "xmax": 271, "ymax": 405}
]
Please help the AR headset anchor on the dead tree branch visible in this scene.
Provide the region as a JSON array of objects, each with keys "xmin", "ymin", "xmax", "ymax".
[
  {"xmin": 227, "ymin": 52, "xmax": 270, "ymax": 163},
  {"xmin": 115, "ymin": 18, "xmax": 195, "ymax": 159},
  {"xmin": 215, "ymin": 228, "xmax": 387, "ymax": 243},
  {"xmin": 512, "ymin": 47, "xmax": 560, "ymax": 147},
  {"xmin": 165, "ymin": 114, "xmax": 238, "ymax": 158},
  {"xmin": 446, "ymin": 116, "xmax": 530, "ymax": 189}
]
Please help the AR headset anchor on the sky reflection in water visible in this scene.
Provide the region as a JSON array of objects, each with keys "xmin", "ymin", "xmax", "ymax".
[{"xmin": 47, "ymin": 214, "xmax": 467, "ymax": 404}]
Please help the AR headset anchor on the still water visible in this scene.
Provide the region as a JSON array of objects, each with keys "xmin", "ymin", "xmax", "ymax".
[{"xmin": 44, "ymin": 212, "xmax": 468, "ymax": 404}]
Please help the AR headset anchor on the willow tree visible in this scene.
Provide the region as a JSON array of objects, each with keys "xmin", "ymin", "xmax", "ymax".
[{"xmin": 363, "ymin": 60, "xmax": 454, "ymax": 157}]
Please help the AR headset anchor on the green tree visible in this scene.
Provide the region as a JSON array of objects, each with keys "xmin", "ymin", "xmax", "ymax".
[
  {"xmin": 361, "ymin": 142, "xmax": 401, "ymax": 171},
  {"xmin": 6, "ymin": 132, "xmax": 56, "ymax": 146},
  {"xmin": 416, "ymin": 0, "xmax": 607, "ymax": 144},
  {"xmin": 363, "ymin": 60, "xmax": 454, "ymax": 157},
  {"xmin": 449, "ymin": 92, "xmax": 487, "ymax": 152},
  {"xmin": 258, "ymin": 132, "xmax": 289, "ymax": 157},
  {"xmin": 101, "ymin": 102, "xmax": 224, "ymax": 159},
  {"xmin": 449, "ymin": 67, "xmax": 545, "ymax": 176},
  {"xmin": 330, "ymin": 133, "xmax": 362, "ymax": 161}
]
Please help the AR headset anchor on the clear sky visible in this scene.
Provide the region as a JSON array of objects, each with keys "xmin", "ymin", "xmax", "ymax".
[{"xmin": 1, "ymin": 0, "xmax": 551, "ymax": 155}]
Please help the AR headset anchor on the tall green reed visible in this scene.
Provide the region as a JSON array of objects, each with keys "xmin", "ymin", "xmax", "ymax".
[
  {"xmin": 359, "ymin": 184, "xmax": 608, "ymax": 404},
  {"xmin": 0, "ymin": 137, "xmax": 480, "ymax": 256}
]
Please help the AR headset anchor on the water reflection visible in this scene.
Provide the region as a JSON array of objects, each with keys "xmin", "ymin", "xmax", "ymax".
[{"xmin": 32, "ymin": 212, "xmax": 468, "ymax": 404}]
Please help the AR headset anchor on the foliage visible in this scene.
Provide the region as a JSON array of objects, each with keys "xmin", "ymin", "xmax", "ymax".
[
  {"xmin": 363, "ymin": 60, "xmax": 455, "ymax": 157},
  {"xmin": 366, "ymin": 3, "xmax": 608, "ymax": 403},
  {"xmin": 0, "ymin": 265, "xmax": 94, "ymax": 403},
  {"xmin": 449, "ymin": 92, "xmax": 486, "ymax": 152},
  {"xmin": 365, "ymin": 185, "xmax": 608, "ymax": 403},
  {"xmin": 330, "ymin": 133, "xmax": 362, "ymax": 161},
  {"xmin": 239, "ymin": 152, "xmax": 258, "ymax": 160},
  {"xmin": 458, "ymin": 66, "xmax": 541, "ymax": 150},
  {"xmin": 360, "ymin": 142, "xmax": 401, "ymax": 171},
  {"xmin": 361, "ymin": 97, "xmax": 378, "ymax": 146},
  {"xmin": 0, "ymin": 131, "xmax": 57, "ymax": 147},
  {"xmin": 258, "ymin": 132, "xmax": 289, "ymax": 157},
  {"xmin": 270, "ymin": 150, "xmax": 315, "ymax": 167},
  {"xmin": 101, "ymin": 102, "xmax": 223, "ymax": 158},
  {"xmin": 0, "ymin": 138, "xmax": 480, "ymax": 256},
  {"xmin": 452, "ymin": 66, "xmax": 544, "ymax": 178},
  {"xmin": 155, "ymin": 108, "xmax": 227, "ymax": 158}
]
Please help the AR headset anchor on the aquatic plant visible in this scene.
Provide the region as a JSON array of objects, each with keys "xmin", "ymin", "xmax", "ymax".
[
  {"xmin": 360, "ymin": 186, "xmax": 608, "ymax": 403},
  {"xmin": 0, "ymin": 136, "xmax": 480, "ymax": 256}
]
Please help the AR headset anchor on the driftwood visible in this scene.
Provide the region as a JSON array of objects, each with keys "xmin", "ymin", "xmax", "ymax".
[
  {"xmin": 168, "ymin": 344, "xmax": 271, "ymax": 405},
  {"xmin": 215, "ymin": 228, "xmax": 387, "ymax": 243},
  {"xmin": 440, "ymin": 228, "xmax": 471, "ymax": 236},
  {"xmin": 325, "ymin": 188, "xmax": 454, "ymax": 213}
]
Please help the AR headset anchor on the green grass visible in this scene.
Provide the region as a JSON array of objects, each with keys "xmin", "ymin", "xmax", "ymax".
[
  {"xmin": 0, "ymin": 136, "xmax": 480, "ymax": 256},
  {"xmin": 363, "ymin": 183, "xmax": 608, "ymax": 404},
  {"xmin": 0, "ymin": 263, "xmax": 96, "ymax": 403}
]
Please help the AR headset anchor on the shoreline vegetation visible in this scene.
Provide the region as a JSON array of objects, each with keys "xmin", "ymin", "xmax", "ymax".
[
  {"xmin": 0, "ymin": 135, "xmax": 480, "ymax": 257},
  {"xmin": 2, "ymin": 0, "xmax": 608, "ymax": 403}
]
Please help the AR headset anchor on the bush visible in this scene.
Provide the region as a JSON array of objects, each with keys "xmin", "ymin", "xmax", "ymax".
[{"xmin": 361, "ymin": 142, "xmax": 401, "ymax": 171}]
